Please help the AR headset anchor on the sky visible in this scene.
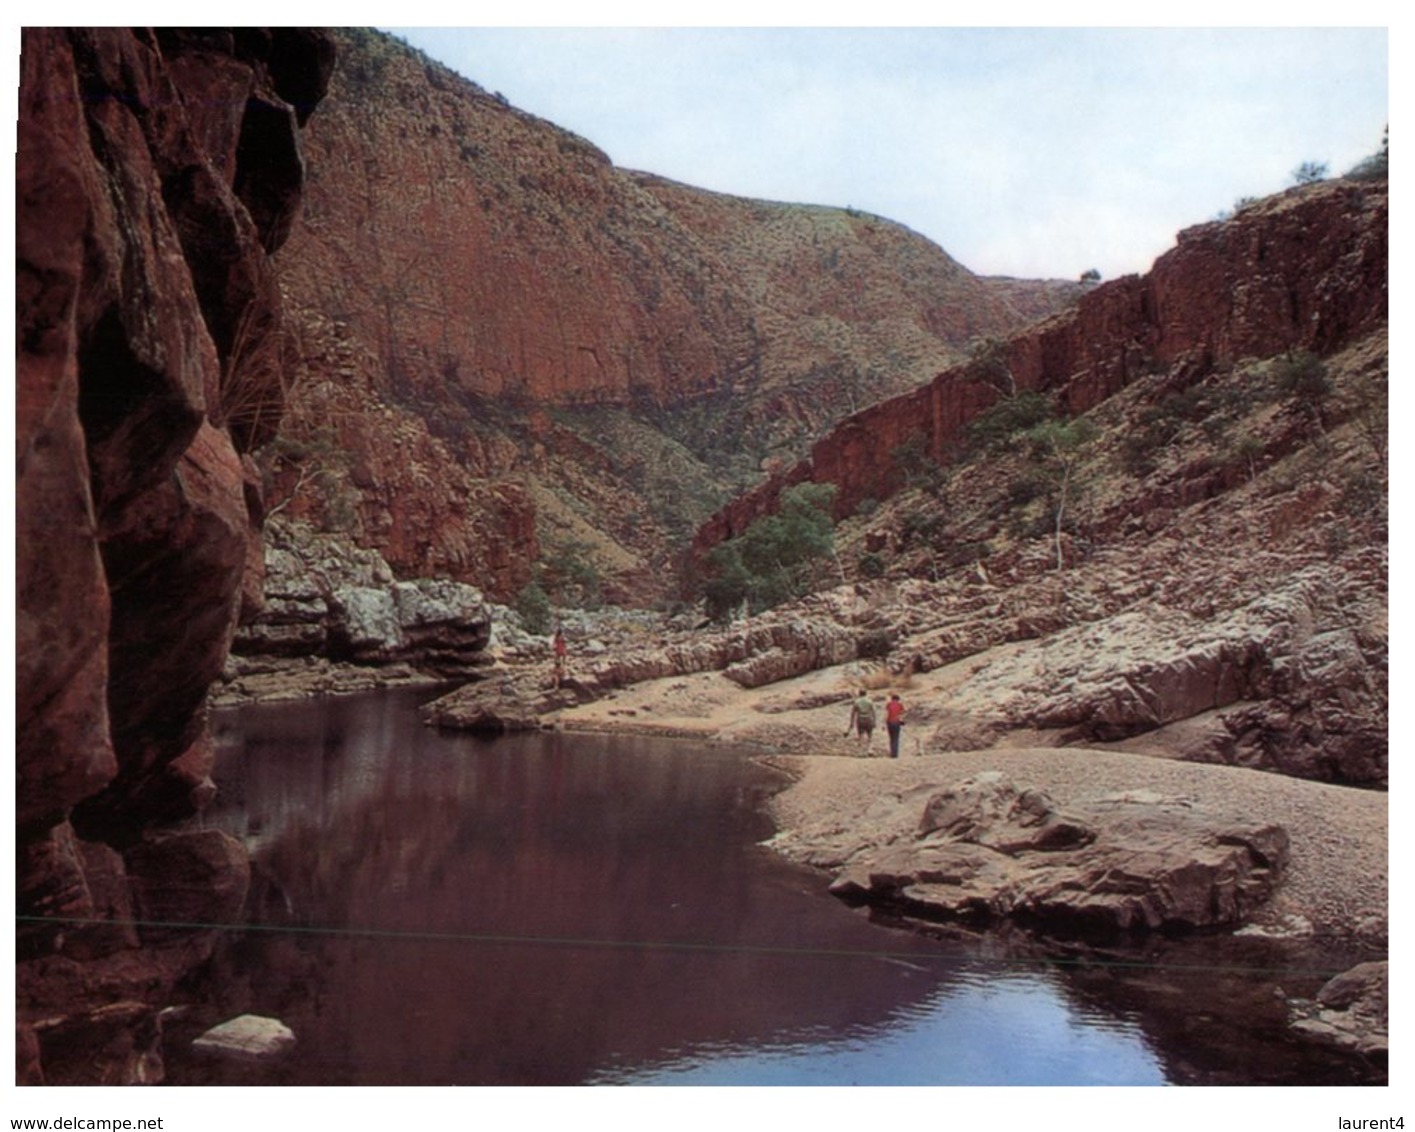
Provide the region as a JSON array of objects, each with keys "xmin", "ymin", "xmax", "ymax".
[{"xmin": 379, "ymin": 22, "xmax": 1389, "ymax": 282}]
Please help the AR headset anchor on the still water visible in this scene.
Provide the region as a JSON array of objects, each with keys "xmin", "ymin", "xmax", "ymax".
[{"xmin": 168, "ymin": 688, "xmax": 1364, "ymax": 1086}]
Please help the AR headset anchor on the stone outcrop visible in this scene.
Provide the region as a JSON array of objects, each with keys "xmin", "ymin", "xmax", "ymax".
[
  {"xmin": 16, "ymin": 27, "xmax": 333, "ymax": 1085},
  {"xmin": 818, "ymin": 773, "xmax": 1289, "ymax": 935},
  {"xmin": 1288, "ymin": 961, "xmax": 1388, "ymax": 1062},
  {"xmin": 230, "ymin": 518, "xmax": 491, "ymax": 676},
  {"xmin": 876, "ymin": 552, "xmax": 1386, "ymax": 785},
  {"xmin": 421, "ymin": 591, "xmax": 882, "ymax": 732}
]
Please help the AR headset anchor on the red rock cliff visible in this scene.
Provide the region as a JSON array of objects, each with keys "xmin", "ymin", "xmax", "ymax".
[
  {"xmin": 16, "ymin": 27, "xmax": 334, "ymax": 1084},
  {"xmin": 269, "ymin": 29, "xmax": 1076, "ymax": 600},
  {"xmin": 694, "ymin": 179, "xmax": 1388, "ymax": 552}
]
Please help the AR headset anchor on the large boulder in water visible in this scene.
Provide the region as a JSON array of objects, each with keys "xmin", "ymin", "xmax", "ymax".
[{"xmin": 1288, "ymin": 960, "xmax": 1388, "ymax": 1061}]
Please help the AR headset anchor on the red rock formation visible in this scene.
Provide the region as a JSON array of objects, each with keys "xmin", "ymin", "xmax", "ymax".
[
  {"xmin": 16, "ymin": 27, "xmax": 333, "ymax": 1085},
  {"xmin": 270, "ymin": 29, "xmax": 1076, "ymax": 599},
  {"xmin": 694, "ymin": 179, "xmax": 1388, "ymax": 548}
]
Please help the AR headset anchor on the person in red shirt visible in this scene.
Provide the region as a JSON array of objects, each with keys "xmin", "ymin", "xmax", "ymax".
[
  {"xmin": 552, "ymin": 627, "xmax": 568, "ymax": 688},
  {"xmin": 885, "ymin": 693, "xmax": 906, "ymax": 758}
]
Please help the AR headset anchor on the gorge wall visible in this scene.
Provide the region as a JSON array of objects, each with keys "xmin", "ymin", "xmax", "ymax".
[
  {"xmin": 16, "ymin": 27, "xmax": 335, "ymax": 1084},
  {"xmin": 694, "ymin": 178, "xmax": 1389, "ymax": 549},
  {"xmin": 270, "ymin": 29, "xmax": 1078, "ymax": 602}
]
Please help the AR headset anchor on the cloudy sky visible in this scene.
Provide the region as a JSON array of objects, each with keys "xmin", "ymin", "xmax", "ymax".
[{"xmin": 380, "ymin": 22, "xmax": 1388, "ymax": 283}]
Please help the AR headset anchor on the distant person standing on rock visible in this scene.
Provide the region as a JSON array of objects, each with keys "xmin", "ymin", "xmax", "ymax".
[
  {"xmin": 885, "ymin": 693, "xmax": 906, "ymax": 758},
  {"xmin": 552, "ymin": 626, "xmax": 568, "ymax": 688},
  {"xmin": 845, "ymin": 689, "xmax": 876, "ymax": 755}
]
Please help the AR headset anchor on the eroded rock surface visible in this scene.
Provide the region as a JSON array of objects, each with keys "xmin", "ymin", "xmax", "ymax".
[
  {"xmin": 16, "ymin": 26, "xmax": 333, "ymax": 1085},
  {"xmin": 816, "ymin": 772, "xmax": 1289, "ymax": 935},
  {"xmin": 230, "ymin": 518, "xmax": 491, "ymax": 678}
]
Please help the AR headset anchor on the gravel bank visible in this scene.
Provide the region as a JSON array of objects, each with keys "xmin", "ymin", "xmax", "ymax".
[{"xmin": 764, "ymin": 746, "xmax": 1388, "ymax": 944}]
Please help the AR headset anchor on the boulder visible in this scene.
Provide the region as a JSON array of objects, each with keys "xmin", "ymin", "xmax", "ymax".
[
  {"xmin": 191, "ymin": 1015, "xmax": 296, "ymax": 1061},
  {"xmin": 1288, "ymin": 961, "xmax": 1388, "ymax": 1060},
  {"xmin": 422, "ymin": 675, "xmax": 578, "ymax": 733},
  {"xmin": 829, "ymin": 774, "xmax": 1288, "ymax": 936}
]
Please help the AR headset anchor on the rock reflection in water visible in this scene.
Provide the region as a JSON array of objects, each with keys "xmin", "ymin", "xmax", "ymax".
[{"xmin": 163, "ymin": 689, "xmax": 1335, "ymax": 1086}]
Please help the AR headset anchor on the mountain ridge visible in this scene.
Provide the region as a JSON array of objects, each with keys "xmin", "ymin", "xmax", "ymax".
[{"xmin": 269, "ymin": 28, "xmax": 1080, "ymax": 603}]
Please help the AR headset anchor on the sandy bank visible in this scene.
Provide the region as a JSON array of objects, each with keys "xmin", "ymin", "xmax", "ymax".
[{"xmin": 556, "ymin": 665, "xmax": 1387, "ymax": 944}]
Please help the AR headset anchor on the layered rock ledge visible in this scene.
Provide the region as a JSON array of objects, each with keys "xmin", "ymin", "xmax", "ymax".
[{"xmin": 816, "ymin": 770, "xmax": 1289, "ymax": 934}]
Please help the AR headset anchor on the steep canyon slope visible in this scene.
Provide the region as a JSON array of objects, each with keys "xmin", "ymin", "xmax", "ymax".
[{"xmin": 270, "ymin": 29, "xmax": 1077, "ymax": 602}]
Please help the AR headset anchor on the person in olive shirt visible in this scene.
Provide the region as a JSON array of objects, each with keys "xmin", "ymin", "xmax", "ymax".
[{"xmin": 845, "ymin": 689, "xmax": 876, "ymax": 755}]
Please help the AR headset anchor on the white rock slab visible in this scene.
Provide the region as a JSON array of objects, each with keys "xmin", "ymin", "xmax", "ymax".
[{"xmin": 192, "ymin": 1014, "xmax": 296, "ymax": 1061}]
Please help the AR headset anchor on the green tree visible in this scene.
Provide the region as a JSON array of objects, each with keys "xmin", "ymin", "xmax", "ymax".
[
  {"xmin": 965, "ymin": 336, "xmax": 1017, "ymax": 396},
  {"xmin": 700, "ymin": 483, "xmax": 839, "ymax": 620},
  {"xmin": 702, "ymin": 543, "xmax": 752, "ymax": 622},
  {"xmin": 514, "ymin": 579, "xmax": 553, "ymax": 636},
  {"xmin": 1291, "ymin": 160, "xmax": 1329, "ymax": 186},
  {"xmin": 1022, "ymin": 417, "xmax": 1100, "ymax": 569}
]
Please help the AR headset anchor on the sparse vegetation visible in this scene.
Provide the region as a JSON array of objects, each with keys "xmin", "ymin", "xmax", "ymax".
[
  {"xmin": 964, "ymin": 336, "xmax": 1017, "ymax": 396},
  {"xmin": 260, "ymin": 426, "xmax": 361, "ymax": 530},
  {"xmin": 1291, "ymin": 160, "xmax": 1329, "ymax": 186},
  {"xmin": 965, "ymin": 389, "xmax": 1054, "ymax": 454},
  {"xmin": 1345, "ymin": 126, "xmax": 1388, "ymax": 182},
  {"xmin": 1231, "ymin": 434, "xmax": 1266, "ymax": 482},
  {"xmin": 1273, "ymin": 349, "xmax": 1333, "ymax": 434},
  {"xmin": 1348, "ymin": 366, "xmax": 1388, "ymax": 466},
  {"xmin": 891, "ymin": 434, "xmax": 948, "ymax": 497},
  {"xmin": 536, "ymin": 538, "xmax": 603, "ymax": 609},
  {"xmin": 514, "ymin": 579, "xmax": 553, "ymax": 636}
]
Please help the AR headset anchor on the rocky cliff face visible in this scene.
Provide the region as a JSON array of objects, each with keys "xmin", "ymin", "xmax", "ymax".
[
  {"xmin": 268, "ymin": 29, "xmax": 1077, "ymax": 602},
  {"xmin": 695, "ymin": 179, "xmax": 1388, "ymax": 541},
  {"xmin": 16, "ymin": 27, "xmax": 334, "ymax": 1085}
]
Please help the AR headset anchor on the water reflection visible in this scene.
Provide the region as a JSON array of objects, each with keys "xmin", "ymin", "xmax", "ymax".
[
  {"xmin": 593, "ymin": 974, "xmax": 1163, "ymax": 1086},
  {"xmin": 164, "ymin": 689, "xmax": 1364, "ymax": 1086}
]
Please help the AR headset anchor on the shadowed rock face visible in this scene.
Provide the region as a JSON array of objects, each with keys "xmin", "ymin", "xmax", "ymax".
[{"xmin": 16, "ymin": 26, "xmax": 334, "ymax": 1085}]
